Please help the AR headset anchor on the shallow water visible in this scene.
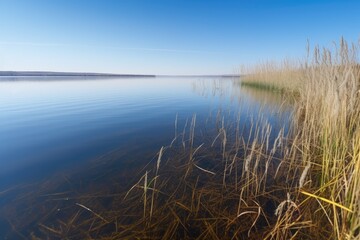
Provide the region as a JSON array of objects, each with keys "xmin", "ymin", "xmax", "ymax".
[{"xmin": 0, "ymin": 76, "xmax": 291, "ymax": 238}]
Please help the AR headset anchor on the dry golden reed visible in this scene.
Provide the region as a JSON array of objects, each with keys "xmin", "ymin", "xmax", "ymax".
[{"xmin": 242, "ymin": 37, "xmax": 360, "ymax": 239}]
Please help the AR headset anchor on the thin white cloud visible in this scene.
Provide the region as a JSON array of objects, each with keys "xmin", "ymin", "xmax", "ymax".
[
  {"xmin": 0, "ymin": 41, "xmax": 68, "ymax": 47},
  {"xmin": 0, "ymin": 41, "xmax": 221, "ymax": 54}
]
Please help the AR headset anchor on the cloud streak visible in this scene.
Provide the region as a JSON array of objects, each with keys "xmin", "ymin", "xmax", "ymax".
[{"xmin": 0, "ymin": 41, "xmax": 222, "ymax": 54}]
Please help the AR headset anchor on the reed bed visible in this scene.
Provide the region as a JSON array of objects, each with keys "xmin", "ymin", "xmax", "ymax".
[
  {"xmin": 242, "ymin": 38, "xmax": 360, "ymax": 239},
  {"xmin": 240, "ymin": 59, "xmax": 304, "ymax": 93}
]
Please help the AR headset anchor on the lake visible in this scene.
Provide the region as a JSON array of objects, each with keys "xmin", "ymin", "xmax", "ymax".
[{"xmin": 0, "ymin": 76, "xmax": 291, "ymax": 238}]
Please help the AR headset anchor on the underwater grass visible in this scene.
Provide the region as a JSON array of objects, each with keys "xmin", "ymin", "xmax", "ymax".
[{"xmin": 1, "ymin": 108, "xmax": 294, "ymax": 239}]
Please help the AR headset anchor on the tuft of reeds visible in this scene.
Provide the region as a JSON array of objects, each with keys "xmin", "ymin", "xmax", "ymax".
[{"xmin": 241, "ymin": 37, "xmax": 360, "ymax": 239}]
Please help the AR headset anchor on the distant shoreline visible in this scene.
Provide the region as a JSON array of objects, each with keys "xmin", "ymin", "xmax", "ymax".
[
  {"xmin": 0, "ymin": 71, "xmax": 155, "ymax": 78},
  {"xmin": 0, "ymin": 71, "xmax": 241, "ymax": 78}
]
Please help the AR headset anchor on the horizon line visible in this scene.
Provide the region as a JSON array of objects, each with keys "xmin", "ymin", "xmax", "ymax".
[{"xmin": 0, "ymin": 70, "xmax": 241, "ymax": 78}]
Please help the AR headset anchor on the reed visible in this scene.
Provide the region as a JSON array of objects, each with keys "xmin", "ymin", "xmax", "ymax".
[{"xmin": 241, "ymin": 37, "xmax": 360, "ymax": 239}]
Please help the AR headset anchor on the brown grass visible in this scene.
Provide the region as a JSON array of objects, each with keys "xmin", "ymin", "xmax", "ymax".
[{"xmin": 242, "ymin": 37, "xmax": 360, "ymax": 239}]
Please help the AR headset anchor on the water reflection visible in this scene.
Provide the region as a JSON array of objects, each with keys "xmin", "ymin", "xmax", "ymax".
[
  {"xmin": 238, "ymin": 84, "xmax": 292, "ymax": 107},
  {"xmin": 0, "ymin": 76, "xmax": 292, "ymax": 238}
]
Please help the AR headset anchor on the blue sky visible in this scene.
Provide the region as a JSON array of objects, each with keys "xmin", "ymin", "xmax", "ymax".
[{"xmin": 0, "ymin": 0, "xmax": 359, "ymax": 75}]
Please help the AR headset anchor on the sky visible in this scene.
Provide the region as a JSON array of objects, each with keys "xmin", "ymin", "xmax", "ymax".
[{"xmin": 0, "ymin": 0, "xmax": 359, "ymax": 75}]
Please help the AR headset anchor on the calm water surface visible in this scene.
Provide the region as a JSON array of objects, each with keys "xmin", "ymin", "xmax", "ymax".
[{"xmin": 0, "ymin": 76, "xmax": 291, "ymax": 237}]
